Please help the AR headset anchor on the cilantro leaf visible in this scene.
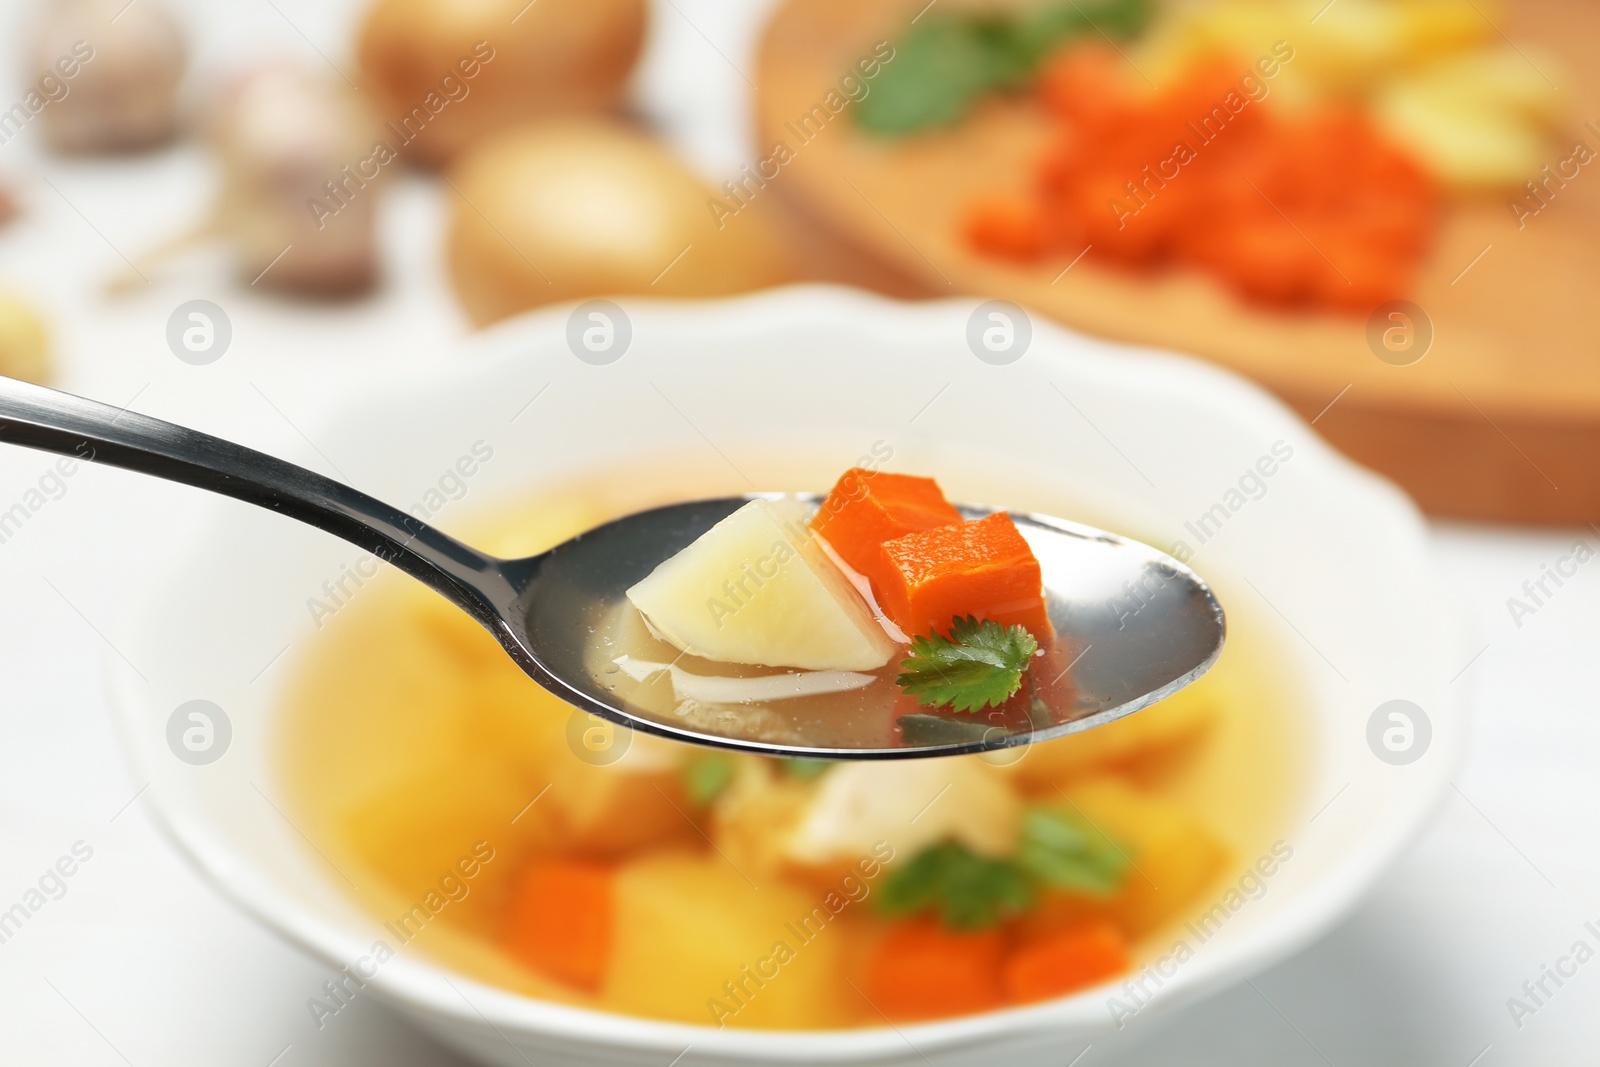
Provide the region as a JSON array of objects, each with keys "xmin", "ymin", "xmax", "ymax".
[
  {"xmin": 683, "ymin": 752, "xmax": 736, "ymax": 806},
  {"xmin": 874, "ymin": 808, "xmax": 1130, "ymax": 930},
  {"xmin": 779, "ymin": 758, "xmax": 832, "ymax": 780},
  {"xmin": 875, "ymin": 841, "xmax": 1035, "ymax": 929},
  {"xmin": 1014, "ymin": 807, "xmax": 1129, "ymax": 897},
  {"xmin": 896, "ymin": 616, "xmax": 1039, "ymax": 712},
  {"xmin": 856, "ymin": 0, "xmax": 1152, "ymax": 136}
]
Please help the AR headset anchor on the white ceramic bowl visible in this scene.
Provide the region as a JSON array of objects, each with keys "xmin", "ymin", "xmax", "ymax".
[{"xmin": 110, "ymin": 287, "xmax": 1466, "ymax": 1066}]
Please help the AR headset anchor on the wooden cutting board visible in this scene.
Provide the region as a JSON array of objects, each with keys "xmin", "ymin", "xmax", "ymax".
[{"xmin": 754, "ymin": 0, "xmax": 1600, "ymax": 524}]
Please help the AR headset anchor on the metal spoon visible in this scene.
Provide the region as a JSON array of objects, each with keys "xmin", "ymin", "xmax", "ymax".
[{"xmin": 0, "ymin": 376, "xmax": 1224, "ymax": 759}]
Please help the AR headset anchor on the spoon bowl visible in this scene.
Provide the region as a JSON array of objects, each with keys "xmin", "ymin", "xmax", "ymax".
[
  {"xmin": 0, "ymin": 374, "xmax": 1221, "ymax": 757},
  {"xmin": 514, "ymin": 495, "xmax": 1224, "ymax": 756}
]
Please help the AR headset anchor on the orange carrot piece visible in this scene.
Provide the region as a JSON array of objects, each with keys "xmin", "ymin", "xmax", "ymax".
[
  {"xmin": 966, "ymin": 49, "xmax": 1438, "ymax": 314},
  {"xmin": 810, "ymin": 468, "xmax": 962, "ymax": 591},
  {"xmin": 863, "ymin": 919, "xmax": 1006, "ymax": 1021},
  {"xmin": 1002, "ymin": 921, "xmax": 1131, "ymax": 1003},
  {"xmin": 877, "ymin": 512, "xmax": 1051, "ymax": 638},
  {"xmin": 967, "ymin": 194, "xmax": 1049, "ymax": 259},
  {"xmin": 504, "ymin": 858, "xmax": 613, "ymax": 990}
]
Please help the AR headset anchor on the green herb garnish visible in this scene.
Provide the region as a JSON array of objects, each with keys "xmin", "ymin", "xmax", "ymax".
[
  {"xmin": 876, "ymin": 806, "xmax": 1130, "ymax": 928},
  {"xmin": 856, "ymin": 0, "xmax": 1152, "ymax": 136},
  {"xmin": 1015, "ymin": 807, "xmax": 1128, "ymax": 896},
  {"xmin": 780, "ymin": 758, "xmax": 833, "ymax": 780},
  {"xmin": 683, "ymin": 752, "xmax": 736, "ymax": 806},
  {"xmin": 876, "ymin": 840, "xmax": 1036, "ymax": 928},
  {"xmin": 896, "ymin": 616, "xmax": 1039, "ymax": 712}
]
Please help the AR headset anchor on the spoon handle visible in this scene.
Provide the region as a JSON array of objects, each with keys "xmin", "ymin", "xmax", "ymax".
[{"xmin": 0, "ymin": 376, "xmax": 512, "ymax": 622}]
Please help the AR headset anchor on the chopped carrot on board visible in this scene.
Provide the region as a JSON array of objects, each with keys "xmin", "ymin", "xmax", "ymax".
[
  {"xmin": 810, "ymin": 468, "xmax": 963, "ymax": 591},
  {"xmin": 1001, "ymin": 921, "xmax": 1131, "ymax": 1003},
  {"xmin": 967, "ymin": 194, "xmax": 1049, "ymax": 259},
  {"xmin": 967, "ymin": 43, "xmax": 1438, "ymax": 313},
  {"xmin": 876, "ymin": 512, "xmax": 1051, "ymax": 638},
  {"xmin": 862, "ymin": 919, "xmax": 1005, "ymax": 1020},
  {"xmin": 504, "ymin": 858, "xmax": 614, "ymax": 990}
]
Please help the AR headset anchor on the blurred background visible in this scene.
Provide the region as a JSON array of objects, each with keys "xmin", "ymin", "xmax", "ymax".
[{"xmin": 0, "ymin": 0, "xmax": 1596, "ymax": 1062}]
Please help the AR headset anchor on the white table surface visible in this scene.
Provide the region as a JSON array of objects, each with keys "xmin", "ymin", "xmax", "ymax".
[{"xmin": 0, "ymin": 1, "xmax": 1596, "ymax": 1063}]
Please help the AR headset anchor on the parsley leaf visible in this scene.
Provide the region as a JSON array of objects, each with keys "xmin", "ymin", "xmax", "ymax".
[
  {"xmin": 1014, "ymin": 807, "xmax": 1129, "ymax": 897},
  {"xmin": 896, "ymin": 616, "xmax": 1039, "ymax": 712},
  {"xmin": 874, "ymin": 807, "xmax": 1130, "ymax": 929},
  {"xmin": 779, "ymin": 758, "xmax": 832, "ymax": 780},
  {"xmin": 683, "ymin": 752, "xmax": 736, "ymax": 806},
  {"xmin": 856, "ymin": 0, "xmax": 1152, "ymax": 136},
  {"xmin": 876, "ymin": 841, "xmax": 1035, "ymax": 929}
]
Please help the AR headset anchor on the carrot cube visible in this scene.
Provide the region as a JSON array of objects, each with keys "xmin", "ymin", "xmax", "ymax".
[
  {"xmin": 877, "ymin": 512, "xmax": 1051, "ymax": 638},
  {"xmin": 504, "ymin": 858, "xmax": 614, "ymax": 990},
  {"xmin": 809, "ymin": 468, "xmax": 962, "ymax": 591},
  {"xmin": 1001, "ymin": 921, "xmax": 1130, "ymax": 1003},
  {"xmin": 862, "ymin": 919, "xmax": 1005, "ymax": 1021}
]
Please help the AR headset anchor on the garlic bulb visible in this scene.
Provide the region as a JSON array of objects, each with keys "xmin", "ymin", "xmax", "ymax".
[
  {"xmin": 209, "ymin": 64, "xmax": 385, "ymax": 295},
  {"xmin": 30, "ymin": 0, "xmax": 186, "ymax": 154}
]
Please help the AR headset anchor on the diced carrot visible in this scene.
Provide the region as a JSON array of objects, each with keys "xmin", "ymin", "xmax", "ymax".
[
  {"xmin": 965, "ymin": 47, "xmax": 1438, "ymax": 314},
  {"xmin": 504, "ymin": 857, "xmax": 614, "ymax": 990},
  {"xmin": 967, "ymin": 194, "xmax": 1048, "ymax": 260},
  {"xmin": 810, "ymin": 469, "xmax": 962, "ymax": 592},
  {"xmin": 862, "ymin": 919, "xmax": 1005, "ymax": 1021},
  {"xmin": 1001, "ymin": 921, "xmax": 1131, "ymax": 1003},
  {"xmin": 877, "ymin": 512, "xmax": 1051, "ymax": 638},
  {"xmin": 1037, "ymin": 44, "xmax": 1137, "ymax": 130}
]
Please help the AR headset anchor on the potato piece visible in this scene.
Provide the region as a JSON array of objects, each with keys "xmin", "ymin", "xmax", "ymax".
[
  {"xmin": 1374, "ymin": 46, "xmax": 1564, "ymax": 188},
  {"xmin": 1030, "ymin": 777, "xmax": 1230, "ymax": 939},
  {"xmin": 626, "ymin": 499, "xmax": 896, "ymax": 671},
  {"xmin": 340, "ymin": 756, "xmax": 552, "ymax": 937},
  {"xmin": 390, "ymin": 557, "xmax": 698, "ymax": 859},
  {"xmin": 1394, "ymin": 0, "xmax": 1496, "ymax": 60},
  {"xmin": 1295, "ymin": 0, "xmax": 1411, "ymax": 90},
  {"xmin": 1010, "ymin": 677, "xmax": 1217, "ymax": 789},
  {"xmin": 461, "ymin": 661, "xmax": 698, "ymax": 858},
  {"xmin": 0, "ymin": 291, "xmax": 51, "ymax": 384},
  {"xmin": 603, "ymin": 851, "xmax": 853, "ymax": 1028},
  {"xmin": 1376, "ymin": 83, "xmax": 1548, "ymax": 188},
  {"xmin": 1397, "ymin": 46, "xmax": 1565, "ymax": 126}
]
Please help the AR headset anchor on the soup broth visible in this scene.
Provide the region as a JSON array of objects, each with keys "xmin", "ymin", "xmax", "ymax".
[{"xmin": 277, "ymin": 476, "xmax": 1305, "ymax": 1028}]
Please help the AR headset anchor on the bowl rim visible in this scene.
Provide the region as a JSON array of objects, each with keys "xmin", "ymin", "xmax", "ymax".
[{"xmin": 108, "ymin": 284, "xmax": 1468, "ymax": 1060}]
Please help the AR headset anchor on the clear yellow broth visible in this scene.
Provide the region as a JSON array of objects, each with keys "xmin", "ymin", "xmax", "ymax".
[{"xmin": 276, "ymin": 475, "xmax": 1306, "ymax": 1026}]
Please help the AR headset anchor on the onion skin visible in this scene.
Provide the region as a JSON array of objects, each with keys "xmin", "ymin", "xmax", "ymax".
[
  {"xmin": 356, "ymin": 0, "xmax": 647, "ymax": 167},
  {"xmin": 445, "ymin": 121, "xmax": 793, "ymax": 326}
]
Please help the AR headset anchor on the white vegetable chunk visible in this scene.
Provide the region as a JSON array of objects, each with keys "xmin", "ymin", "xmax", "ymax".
[
  {"xmin": 786, "ymin": 759, "xmax": 1022, "ymax": 864},
  {"xmin": 625, "ymin": 499, "xmax": 896, "ymax": 671}
]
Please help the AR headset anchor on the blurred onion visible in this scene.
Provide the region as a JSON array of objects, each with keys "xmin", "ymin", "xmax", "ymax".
[
  {"xmin": 445, "ymin": 120, "xmax": 793, "ymax": 326},
  {"xmin": 356, "ymin": 0, "xmax": 646, "ymax": 167}
]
